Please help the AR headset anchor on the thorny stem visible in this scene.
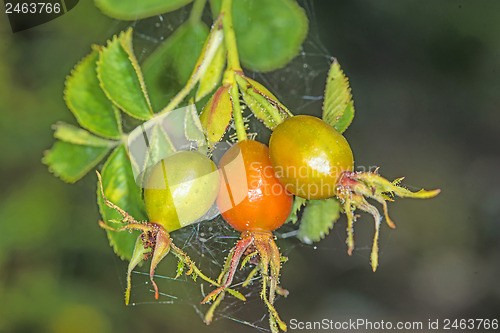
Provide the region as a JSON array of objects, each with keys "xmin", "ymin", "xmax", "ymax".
[{"xmin": 221, "ymin": 0, "xmax": 246, "ymax": 141}]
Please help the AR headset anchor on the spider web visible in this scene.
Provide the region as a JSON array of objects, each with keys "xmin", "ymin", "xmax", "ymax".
[{"xmin": 111, "ymin": 2, "xmax": 339, "ymax": 332}]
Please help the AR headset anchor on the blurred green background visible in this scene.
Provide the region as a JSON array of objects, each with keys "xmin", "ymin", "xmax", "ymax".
[{"xmin": 1, "ymin": 1, "xmax": 499, "ymax": 332}]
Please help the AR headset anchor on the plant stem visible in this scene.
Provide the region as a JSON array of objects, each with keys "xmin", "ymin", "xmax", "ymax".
[
  {"xmin": 220, "ymin": 0, "xmax": 241, "ymax": 73},
  {"xmin": 158, "ymin": 82, "xmax": 195, "ymax": 115},
  {"xmin": 189, "ymin": 0, "xmax": 206, "ymax": 23},
  {"xmin": 221, "ymin": 0, "xmax": 246, "ymax": 141}
]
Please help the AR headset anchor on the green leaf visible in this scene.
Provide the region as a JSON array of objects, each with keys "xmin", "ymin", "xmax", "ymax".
[
  {"xmin": 297, "ymin": 198, "xmax": 341, "ymax": 244},
  {"xmin": 143, "ymin": 22, "xmax": 209, "ymax": 111},
  {"xmin": 199, "ymin": 85, "xmax": 233, "ymax": 144},
  {"xmin": 97, "ymin": 145, "xmax": 147, "ymax": 260},
  {"xmin": 98, "ymin": 29, "xmax": 154, "ymax": 120},
  {"xmin": 286, "ymin": 196, "xmax": 307, "ymax": 224},
  {"xmin": 64, "ymin": 49, "xmax": 121, "ymax": 139},
  {"xmin": 43, "ymin": 141, "xmax": 111, "ymax": 183},
  {"xmin": 242, "ymin": 92, "xmax": 279, "ymax": 129},
  {"xmin": 322, "ymin": 59, "xmax": 355, "ymax": 133},
  {"xmin": 195, "ymin": 40, "xmax": 226, "ymax": 101},
  {"xmin": 95, "ymin": 0, "xmax": 193, "ymax": 20},
  {"xmin": 53, "ymin": 122, "xmax": 117, "ymax": 147},
  {"xmin": 238, "ymin": 75, "xmax": 283, "ymax": 107},
  {"xmin": 184, "ymin": 103, "xmax": 207, "ymax": 148},
  {"xmin": 232, "ymin": 0, "xmax": 308, "ymax": 72},
  {"xmin": 237, "ymin": 74, "xmax": 291, "ymax": 129},
  {"xmin": 333, "ymin": 101, "xmax": 354, "ymax": 134}
]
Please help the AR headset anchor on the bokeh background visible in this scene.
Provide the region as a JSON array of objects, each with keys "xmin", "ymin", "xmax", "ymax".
[{"xmin": 1, "ymin": 1, "xmax": 499, "ymax": 332}]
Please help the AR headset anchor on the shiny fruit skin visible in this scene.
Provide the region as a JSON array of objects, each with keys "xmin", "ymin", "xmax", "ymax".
[
  {"xmin": 144, "ymin": 151, "xmax": 220, "ymax": 232},
  {"xmin": 217, "ymin": 140, "xmax": 293, "ymax": 233},
  {"xmin": 269, "ymin": 115, "xmax": 354, "ymax": 200}
]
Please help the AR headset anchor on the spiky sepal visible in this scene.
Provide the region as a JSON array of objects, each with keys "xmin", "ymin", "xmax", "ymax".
[{"xmin": 336, "ymin": 170, "xmax": 440, "ymax": 271}]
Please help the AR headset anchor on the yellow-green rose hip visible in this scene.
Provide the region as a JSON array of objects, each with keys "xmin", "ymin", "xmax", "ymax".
[{"xmin": 144, "ymin": 151, "xmax": 220, "ymax": 232}]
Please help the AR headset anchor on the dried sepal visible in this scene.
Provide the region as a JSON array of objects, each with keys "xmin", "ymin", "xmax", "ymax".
[
  {"xmin": 202, "ymin": 232, "xmax": 287, "ymax": 332},
  {"xmin": 96, "ymin": 171, "xmax": 228, "ymax": 304},
  {"xmin": 126, "ymin": 237, "xmax": 150, "ymax": 305},
  {"xmin": 336, "ymin": 170, "xmax": 440, "ymax": 271}
]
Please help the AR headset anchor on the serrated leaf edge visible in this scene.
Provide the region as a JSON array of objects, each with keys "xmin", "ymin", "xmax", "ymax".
[
  {"xmin": 322, "ymin": 59, "xmax": 354, "ymax": 132},
  {"xmin": 286, "ymin": 196, "xmax": 307, "ymax": 224},
  {"xmin": 297, "ymin": 198, "xmax": 341, "ymax": 244},
  {"xmin": 119, "ymin": 28, "xmax": 154, "ymax": 115},
  {"xmin": 42, "ymin": 142, "xmax": 111, "ymax": 184},
  {"xmin": 63, "ymin": 48, "xmax": 122, "ymax": 139},
  {"xmin": 96, "ymin": 30, "xmax": 154, "ymax": 121}
]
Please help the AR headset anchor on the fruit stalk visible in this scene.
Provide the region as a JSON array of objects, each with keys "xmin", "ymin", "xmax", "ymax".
[{"xmin": 221, "ymin": 0, "xmax": 246, "ymax": 141}]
